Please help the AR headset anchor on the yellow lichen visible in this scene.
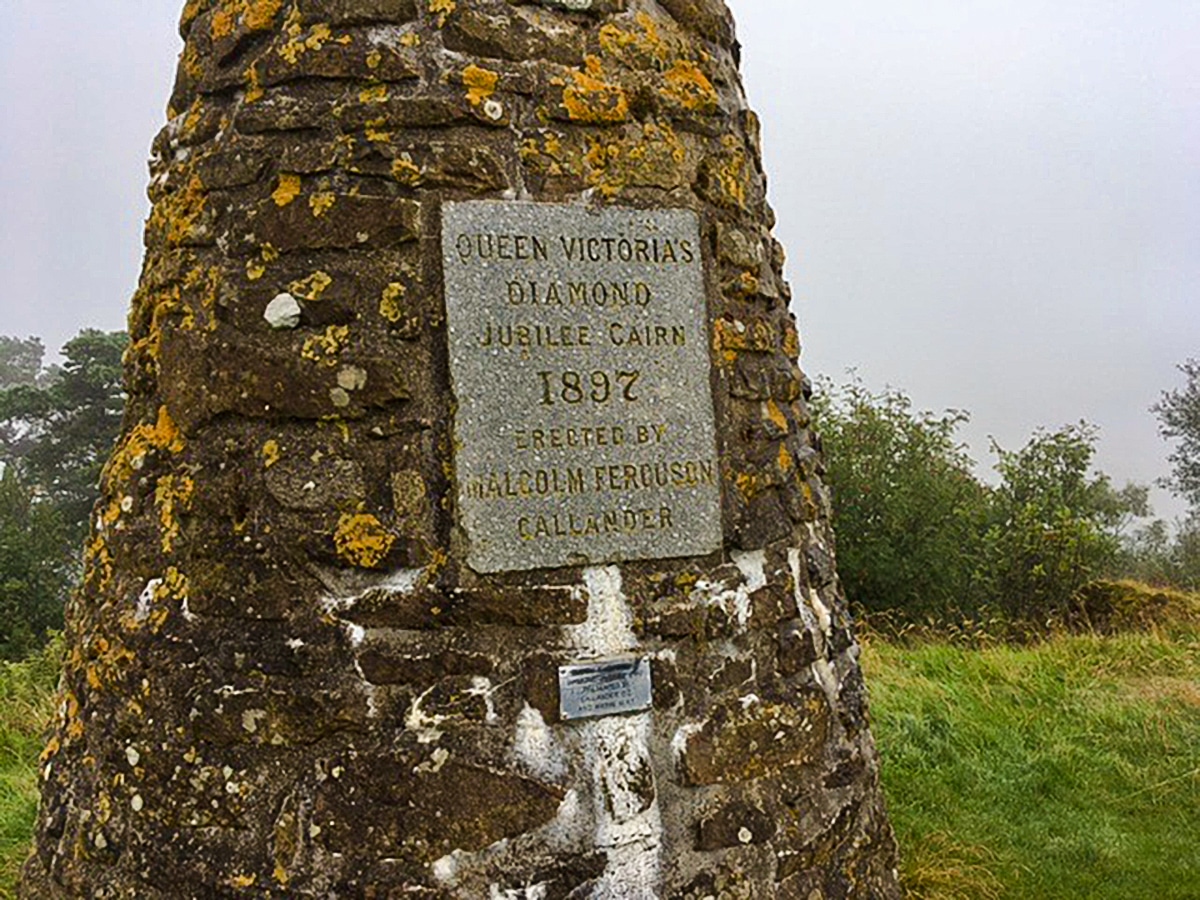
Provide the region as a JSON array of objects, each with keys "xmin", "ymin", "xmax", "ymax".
[
  {"xmin": 661, "ymin": 59, "xmax": 718, "ymax": 113},
  {"xmin": 562, "ymin": 69, "xmax": 629, "ymax": 124},
  {"xmin": 278, "ymin": 18, "xmax": 334, "ymax": 65},
  {"xmin": 380, "ymin": 283, "xmax": 407, "ymax": 322},
  {"xmin": 272, "ymin": 173, "xmax": 302, "ymax": 207},
  {"xmin": 228, "ymin": 874, "xmax": 258, "ymax": 889},
  {"xmin": 155, "ymin": 474, "xmax": 195, "ymax": 554},
  {"xmin": 301, "ymin": 325, "xmax": 350, "ymax": 365},
  {"xmin": 428, "ymin": 0, "xmax": 456, "ymax": 26},
  {"xmin": 104, "ymin": 405, "xmax": 186, "ymax": 491},
  {"xmin": 262, "ymin": 440, "xmax": 281, "ymax": 468},
  {"xmin": 366, "ymin": 49, "xmax": 383, "ymax": 70},
  {"xmin": 400, "ymin": 31, "xmax": 421, "ymax": 47},
  {"xmin": 148, "ymin": 171, "xmax": 208, "ymax": 248},
  {"xmin": 359, "ymin": 84, "xmax": 389, "ymax": 103},
  {"xmin": 391, "ymin": 155, "xmax": 421, "ymax": 184},
  {"xmin": 244, "ymin": 62, "xmax": 264, "ymax": 103},
  {"xmin": 334, "ymin": 513, "xmax": 396, "ymax": 568},
  {"xmin": 246, "ymin": 242, "xmax": 278, "ymax": 281},
  {"xmin": 309, "ymin": 192, "xmax": 336, "ymax": 217},
  {"xmin": 462, "ymin": 64, "xmax": 499, "ymax": 106},
  {"xmin": 289, "ymin": 271, "xmax": 333, "ymax": 301},
  {"xmin": 713, "ymin": 135, "xmax": 748, "ymax": 208}
]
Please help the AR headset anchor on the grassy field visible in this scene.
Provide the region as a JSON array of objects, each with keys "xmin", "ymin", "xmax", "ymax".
[
  {"xmin": 865, "ymin": 622, "xmax": 1200, "ymax": 899},
  {"xmin": 0, "ymin": 642, "xmax": 57, "ymax": 898},
  {"xmin": 0, "ymin": 622, "xmax": 1198, "ymax": 898}
]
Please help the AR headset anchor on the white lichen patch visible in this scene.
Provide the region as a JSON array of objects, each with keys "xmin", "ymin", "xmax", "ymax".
[
  {"xmin": 406, "ymin": 685, "xmax": 449, "ymax": 744},
  {"xmin": 264, "ymin": 293, "xmax": 302, "ymax": 329}
]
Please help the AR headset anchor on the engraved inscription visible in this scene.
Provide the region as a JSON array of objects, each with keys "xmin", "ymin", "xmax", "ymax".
[
  {"xmin": 443, "ymin": 201, "xmax": 721, "ymax": 573},
  {"xmin": 559, "ymin": 658, "xmax": 654, "ymax": 722}
]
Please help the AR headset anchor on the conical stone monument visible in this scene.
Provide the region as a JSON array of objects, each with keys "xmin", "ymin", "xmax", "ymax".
[{"xmin": 23, "ymin": 1, "xmax": 900, "ymax": 897}]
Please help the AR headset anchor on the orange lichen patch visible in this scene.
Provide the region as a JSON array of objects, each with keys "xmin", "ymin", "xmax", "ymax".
[
  {"xmin": 262, "ymin": 440, "xmax": 282, "ymax": 469},
  {"xmin": 778, "ymin": 443, "xmax": 795, "ymax": 473},
  {"xmin": 155, "ymin": 474, "xmax": 196, "ymax": 554},
  {"xmin": 83, "ymin": 637, "xmax": 138, "ymax": 692},
  {"xmin": 712, "ymin": 318, "xmax": 745, "ymax": 364},
  {"xmin": 290, "ymin": 271, "xmax": 333, "ymax": 301},
  {"xmin": 380, "ymin": 283, "xmax": 407, "ymax": 322},
  {"xmin": 562, "ymin": 69, "xmax": 629, "ymax": 124},
  {"xmin": 334, "ymin": 513, "xmax": 396, "ymax": 568},
  {"xmin": 765, "ymin": 399, "xmax": 789, "ymax": 433},
  {"xmin": 661, "ymin": 59, "xmax": 718, "ymax": 113},
  {"xmin": 83, "ymin": 534, "xmax": 115, "ymax": 594},
  {"xmin": 598, "ymin": 12, "xmax": 675, "ymax": 67},
  {"xmin": 301, "ymin": 325, "xmax": 350, "ymax": 365},
  {"xmin": 272, "ymin": 173, "xmax": 302, "ymax": 207},
  {"xmin": 211, "ymin": 0, "xmax": 284, "ymax": 40},
  {"xmin": 428, "ymin": 0, "xmax": 456, "ymax": 26},
  {"xmin": 391, "ymin": 155, "xmax": 421, "ymax": 184},
  {"xmin": 568, "ymin": 121, "xmax": 687, "ymax": 197},
  {"xmin": 359, "ymin": 84, "xmax": 389, "ymax": 103},
  {"xmin": 104, "ymin": 406, "xmax": 186, "ymax": 491},
  {"xmin": 734, "ymin": 471, "xmax": 768, "ymax": 499},
  {"xmin": 309, "ymin": 192, "xmax": 336, "ymax": 217},
  {"xmin": 244, "ymin": 62, "xmax": 265, "ymax": 103},
  {"xmin": 462, "ymin": 64, "xmax": 499, "ymax": 106}
]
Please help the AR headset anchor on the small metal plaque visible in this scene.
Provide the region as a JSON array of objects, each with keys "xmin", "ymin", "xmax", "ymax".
[
  {"xmin": 559, "ymin": 657, "xmax": 654, "ymax": 722},
  {"xmin": 442, "ymin": 200, "xmax": 722, "ymax": 573}
]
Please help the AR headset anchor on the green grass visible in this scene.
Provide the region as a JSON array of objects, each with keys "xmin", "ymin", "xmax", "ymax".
[
  {"xmin": 1, "ymin": 628, "xmax": 1198, "ymax": 899},
  {"xmin": 0, "ymin": 644, "xmax": 58, "ymax": 899},
  {"xmin": 863, "ymin": 625, "xmax": 1200, "ymax": 899}
]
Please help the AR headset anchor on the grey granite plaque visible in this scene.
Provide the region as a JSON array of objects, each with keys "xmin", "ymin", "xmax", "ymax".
[
  {"xmin": 559, "ymin": 657, "xmax": 653, "ymax": 721},
  {"xmin": 442, "ymin": 200, "xmax": 721, "ymax": 573}
]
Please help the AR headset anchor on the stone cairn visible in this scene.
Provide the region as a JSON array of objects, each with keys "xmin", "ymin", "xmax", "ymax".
[{"xmin": 23, "ymin": 1, "xmax": 900, "ymax": 897}]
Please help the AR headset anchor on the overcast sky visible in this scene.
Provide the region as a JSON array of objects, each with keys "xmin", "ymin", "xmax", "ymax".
[{"xmin": 1, "ymin": 1, "xmax": 1197, "ymax": 521}]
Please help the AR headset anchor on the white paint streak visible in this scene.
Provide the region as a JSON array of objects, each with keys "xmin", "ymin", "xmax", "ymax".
[
  {"xmin": 568, "ymin": 566, "xmax": 636, "ymax": 657},
  {"xmin": 514, "ymin": 705, "xmax": 566, "ymax": 781},
  {"xmin": 567, "ymin": 567, "xmax": 662, "ymax": 899}
]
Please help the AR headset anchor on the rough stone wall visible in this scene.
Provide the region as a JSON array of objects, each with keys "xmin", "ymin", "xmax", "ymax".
[{"xmin": 22, "ymin": 1, "xmax": 900, "ymax": 897}]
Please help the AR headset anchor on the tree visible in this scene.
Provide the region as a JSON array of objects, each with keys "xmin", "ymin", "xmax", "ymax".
[
  {"xmin": 812, "ymin": 377, "xmax": 989, "ymax": 620},
  {"xmin": 0, "ymin": 336, "xmax": 45, "ymax": 389},
  {"xmin": 1153, "ymin": 358, "xmax": 1200, "ymax": 513},
  {"xmin": 980, "ymin": 424, "xmax": 1141, "ymax": 621},
  {"xmin": 0, "ymin": 467, "xmax": 71, "ymax": 658},
  {"xmin": 0, "ymin": 330, "xmax": 127, "ymax": 542}
]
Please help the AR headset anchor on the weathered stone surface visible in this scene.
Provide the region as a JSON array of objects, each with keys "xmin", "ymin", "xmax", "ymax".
[{"xmin": 23, "ymin": 1, "xmax": 898, "ymax": 898}]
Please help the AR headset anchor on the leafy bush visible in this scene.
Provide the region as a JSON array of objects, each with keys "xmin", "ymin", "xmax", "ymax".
[
  {"xmin": 813, "ymin": 380, "xmax": 1144, "ymax": 627},
  {"xmin": 811, "ymin": 378, "xmax": 988, "ymax": 620}
]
